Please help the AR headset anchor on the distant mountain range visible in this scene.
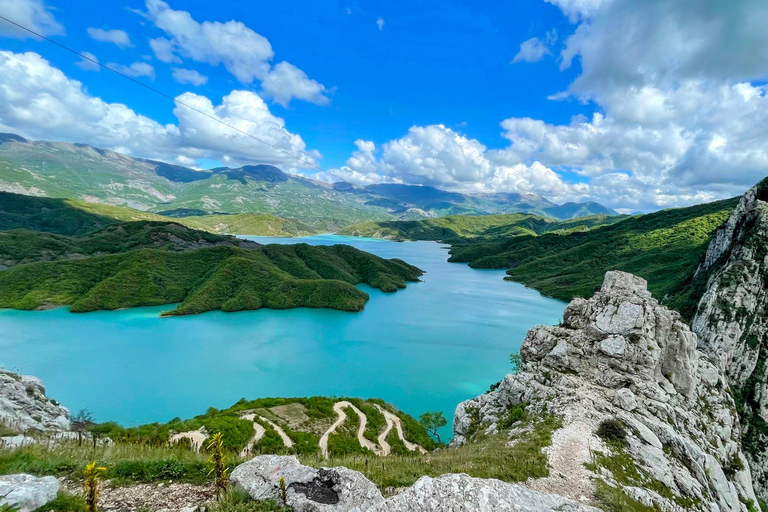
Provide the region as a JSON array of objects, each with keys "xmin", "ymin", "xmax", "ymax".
[{"xmin": 0, "ymin": 133, "xmax": 616, "ymax": 227}]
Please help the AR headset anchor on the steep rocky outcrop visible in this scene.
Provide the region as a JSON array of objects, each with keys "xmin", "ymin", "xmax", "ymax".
[
  {"xmin": 0, "ymin": 370, "xmax": 69, "ymax": 433},
  {"xmin": 693, "ymin": 178, "xmax": 768, "ymax": 500},
  {"xmin": 453, "ymin": 271, "xmax": 758, "ymax": 511}
]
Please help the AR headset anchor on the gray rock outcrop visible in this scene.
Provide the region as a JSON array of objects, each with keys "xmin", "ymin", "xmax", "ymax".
[
  {"xmin": 0, "ymin": 370, "xmax": 70, "ymax": 433},
  {"xmin": 453, "ymin": 271, "xmax": 758, "ymax": 512},
  {"xmin": 693, "ymin": 178, "xmax": 768, "ymax": 500},
  {"xmin": 230, "ymin": 455, "xmax": 385, "ymax": 511},
  {"xmin": 369, "ymin": 474, "xmax": 598, "ymax": 512},
  {"xmin": 0, "ymin": 474, "xmax": 59, "ymax": 512},
  {"xmin": 232, "ymin": 456, "xmax": 600, "ymax": 511}
]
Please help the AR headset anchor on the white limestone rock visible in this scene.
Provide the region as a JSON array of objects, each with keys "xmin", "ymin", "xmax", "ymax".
[
  {"xmin": 692, "ymin": 179, "xmax": 768, "ymax": 501},
  {"xmin": 453, "ymin": 271, "xmax": 758, "ymax": 512},
  {"xmin": 0, "ymin": 370, "xmax": 70, "ymax": 433},
  {"xmin": 0, "ymin": 474, "xmax": 59, "ymax": 512},
  {"xmin": 371, "ymin": 474, "xmax": 599, "ymax": 511},
  {"xmin": 230, "ymin": 455, "xmax": 384, "ymax": 511}
]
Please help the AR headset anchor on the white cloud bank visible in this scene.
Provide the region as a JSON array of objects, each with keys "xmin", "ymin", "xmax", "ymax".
[
  {"xmin": 0, "ymin": 0, "xmax": 62, "ymax": 38},
  {"xmin": 0, "ymin": 51, "xmax": 318, "ymax": 169},
  {"xmin": 144, "ymin": 0, "xmax": 330, "ymax": 106},
  {"xmin": 337, "ymin": 0, "xmax": 768, "ymax": 210}
]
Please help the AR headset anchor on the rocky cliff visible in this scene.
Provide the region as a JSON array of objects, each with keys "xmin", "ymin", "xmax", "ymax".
[
  {"xmin": 453, "ymin": 271, "xmax": 758, "ymax": 512},
  {"xmin": 0, "ymin": 369, "xmax": 70, "ymax": 433},
  {"xmin": 693, "ymin": 178, "xmax": 768, "ymax": 501}
]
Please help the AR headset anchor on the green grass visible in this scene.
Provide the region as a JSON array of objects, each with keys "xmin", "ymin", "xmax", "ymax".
[
  {"xmin": 0, "ymin": 443, "xmax": 217, "ymax": 485},
  {"xmin": 302, "ymin": 415, "xmax": 560, "ymax": 490},
  {"xmin": 448, "ymin": 197, "xmax": 738, "ymax": 320},
  {"xmin": 340, "ymin": 213, "xmax": 623, "ymax": 242},
  {"xmin": 204, "ymin": 488, "xmax": 290, "ymax": 512},
  {"xmin": 83, "ymin": 396, "xmax": 435, "ymax": 457},
  {"xmin": 34, "ymin": 492, "xmax": 88, "ymax": 512},
  {"xmin": 0, "ymin": 243, "xmax": 422, "ymax": 315},
  {"xmin": 593, "ymin": 479, "xmax": 661, "ymax": 512},
  {"xmin": 586, "ymin": 442, "xmax": 698, "ymax": 510}
]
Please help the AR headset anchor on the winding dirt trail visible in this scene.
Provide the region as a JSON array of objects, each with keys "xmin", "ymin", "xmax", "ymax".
[
  {"xmin": 374, "ymin": 404, "xmax": 427, "ymax": 455},
  {"xmin": 319, "ymin": 401, "xmax": 381, "ymax": 458},
  {"xmin": 238, "ymin": 414, "xmax": 267, "ymax": 458},
  {"xmin": 258, "ymin": 416, "xmax": 294, "ymax": 448},
  {"xmin": 169, "ymin": 428, "xmax": 207, "ymax": 453}
]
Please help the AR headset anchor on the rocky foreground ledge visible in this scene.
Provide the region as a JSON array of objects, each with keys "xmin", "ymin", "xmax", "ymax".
[{"xmin": 229, "ymin": 454, "xmax": 597, "ymax": 511}]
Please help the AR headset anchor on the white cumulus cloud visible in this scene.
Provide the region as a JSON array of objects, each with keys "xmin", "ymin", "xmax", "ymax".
[
  {"xmin": 143, "ymin": 0, "xmax": 329, "ymax": 106},
  {"xmin": 75, "ymin": 51, "xmax": 100, "ymax": 72},
  {"xmin": 108, "ymin": 61, "xmax": 155, "ymax": 80},
  {"xmin": 512, "ymin": 30, "xmax": 557, "ymax": 64},
  {"xmin": 332, "ymin": 124, "xmax": 575, "ymax": 200},
  {"xmin": 0, "ymin": 0, "xmax": 62, "ymax": 38},
  {"xmin": 171, "ymin": 67, "xmax": 207, "ymax": 86},
  {"xmin": 0, "ymin": 50, "xmax": 318, "ymax": 170},
  {"xmin": 87, "ymin": 28, "xmax": 132, "ymax": 48}
]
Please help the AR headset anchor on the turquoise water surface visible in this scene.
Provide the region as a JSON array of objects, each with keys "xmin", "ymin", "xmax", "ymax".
[{"xmin": 0, "ymin": 235, "xmax": 564, "ymax": 439}]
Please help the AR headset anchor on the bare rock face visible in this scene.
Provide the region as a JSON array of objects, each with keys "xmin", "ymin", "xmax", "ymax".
[
  {"xmin": 0, "ymin": 370, "xmax": 70, "ymax": 433},
  {"xmin": 230, "ymin": 455, "xmax": 385, "ymax": 511},
  {"xmin": 693, "ymin": 178, "xmax": 768, "ymax": 500},
  {"xmin": 370, "ymin": 474, "xmax": 598, "ymax": 512},
  {"xmin": 453, "ymin": 271, "xmax": 757, "ymax": 512},
  {"xmin": 0, "ymin": 474, "xmax": 59, "ymax": 512}
]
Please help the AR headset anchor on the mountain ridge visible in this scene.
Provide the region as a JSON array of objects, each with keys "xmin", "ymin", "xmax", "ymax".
[{"xmin": 0, "ymin": 133, "xmax": 616, "ymax": 225}]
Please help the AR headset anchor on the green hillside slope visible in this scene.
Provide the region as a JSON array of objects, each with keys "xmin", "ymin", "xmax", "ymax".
[
  {"xmin": 0, "ymin": 244, "xmax": 422, "ymax": 315},
  {"xmin": 0, "ymin": 191, "xmax": 315, "ymax": 237},
  {"xmin": 0, "ymin": 134, "xmax": 617, "ymax": 223},
  {"xmin": 0, "ymin": 222, "xmax": 258, "ymax": 268},
  {"xmin": 340, "ymin": 213, "xmax": 624, "ymax": 241},
  {"xmin": 448, "ymin": 197, "xmax": 739, "ymax": 319}
]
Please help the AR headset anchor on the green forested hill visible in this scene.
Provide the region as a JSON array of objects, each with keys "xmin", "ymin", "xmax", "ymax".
[
  {"xmin": 339, "ymin": 213, "xmax": 624, "ymax": 241},
  {"xmin": 0, "ymin": 244, "xmax": 422, "ymax": 315},
  {"xmin": 0, "ymin": 192, "xmax": 422, "ymax": 315},
  {"xmin": 0, "ymin": 222, "xmax": 259, "ymax": 268},
  {"xmin": 0, "ymin": 191, "xmax": 315, "ymax": 237},
  {"xmin": 448, "ymin": 197, "xmax": 739, "ymax": 319}
]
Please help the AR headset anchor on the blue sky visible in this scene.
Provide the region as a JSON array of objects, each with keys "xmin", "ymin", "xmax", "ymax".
[
  {"xmin": 1, "ymin": 0, "xmax": 768, "ymax": 211},
  {"xmin": 0, "ymin": 0, "xmax": 583, "ymax": 166}
]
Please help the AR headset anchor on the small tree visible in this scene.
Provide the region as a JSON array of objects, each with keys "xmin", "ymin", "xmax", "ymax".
[
  {"xmin": 72, "ymin": 409, "xmax": 95, "ymax": 447},
  {"xmin": 509, "ymin": 353, "xmax": 522, "ymax": 373},
  {"xmin": 419, "ymin": 412, "xmax": 447, "ymax": 444}
]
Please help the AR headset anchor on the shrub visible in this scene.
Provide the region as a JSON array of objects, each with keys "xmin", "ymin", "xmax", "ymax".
[{"xmin": 596, "ymin": 418, "xmax": 627, "ymax": 445}]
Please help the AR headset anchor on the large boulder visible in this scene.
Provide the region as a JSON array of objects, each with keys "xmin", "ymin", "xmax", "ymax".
[
  {"xmin": 0, "ymin": 474, "xmax": 59, "ymax": 512},
  {"xmin": 230, "ymin": 455, "xmax": 384, "ymax": 511},
  {"xmin": 0, "ymin": 370, "xmax": 70, "ymax": 433},
  {"xmin": 371, "ymin": 474, "xmax": 598, "ymax": 511},
  {"xmin": 453, "ymin": 271, "xmax": 758, "ymax": 512}
]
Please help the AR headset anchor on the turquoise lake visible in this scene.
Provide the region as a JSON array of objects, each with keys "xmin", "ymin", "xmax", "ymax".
[{"xmin": 0, "ymin": 235, "xmax": 565, "ymax": 440}]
